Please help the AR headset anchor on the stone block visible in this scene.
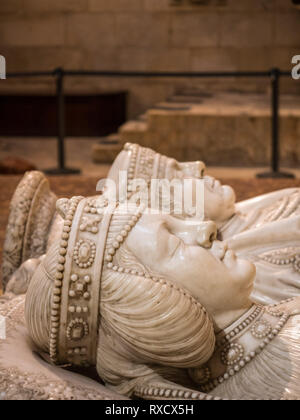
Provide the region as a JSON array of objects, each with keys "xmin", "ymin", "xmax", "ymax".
[
  {"xmin": 170, "ymin": 13, "xmax": 220, "ymax": 47},
  {"xmin": 125, "ymin": 81, "xmax": 174, "ymax": 118},
  {"xmin": 226, "ymin": 0, "xmax": 276, "ymax": 11},
  {"xmin": 92, "ymin": 141, "xmax": 123, "ymax": 164},
  {"xmin": 237, "ymin": 47, "xmax": 272, "ymax": 71},
  {"xmin": 185, "ymin": 114, "xmax": 222, "ymax": 163},
  {"xmin": 147, "ymin": 111, "xmax": 187, "ymax": 157},
  {"xmin": 119, "ymin": 121, "xmax": 148, "ymax": 136},
  {"xmin": 0, "ymin": 0, "xmax": 22, "ymax": 14},
  {"xmin": 185, "ymin": 114, "xmax": 270, "ymax": 166},
  {"xmin": 270, "ymin": 47, "xmax": 300, "ymax": 71},
  {"xmin": 144, "ymin": 0, "xmax": 170, "ymax": 12},
  {"xmin": 281, "ymin": 117, "xmax": 300, "ymax": 166},
  {"xmin": 66, "ymin": 13, "xmax": 116, "ymax": 49},
  {"xmin": 119, "ymin": 47, "xmax": 190, "ymax": 71},
  {"xmin": 89, "ymin": 0, "xmax": 144, "ymax": 12},
  {"xmin": 0, "ymin": 46, "xmax": 83, "ymax": 72},
  {"xmin": 276, "ymin": 0, "xmax": 296, "ymax": 11},
  {"xmin": 220, "ymin": 13, "xmax": 272, "ymax": 47},
  {"xmin": 115, "ymin": 13, "xmax": 169, "ymax": 48},
  {"xmin": 190, "ymin": 47, "xmax": 238, "ymax": 71},
  {"xmin": 234, "ymin": 116, "xmax": 270, "ymax": 166},
  {"xmin": 275, "ymin": 13, "xmax": 300, "ymax": 47},
  {"xmin": 82, "ymin": 47, "xmax": 121, "ymax": 70},
  {"xmin": 23, "ymin": 0, "xmax": 88, "ymax": 13},
  {"xmin": 0, "ymin": 17, "xmax": 64, "ymax": 47}
]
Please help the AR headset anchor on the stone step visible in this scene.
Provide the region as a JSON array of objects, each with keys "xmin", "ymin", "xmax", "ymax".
[
  {"xmin": 92, "ymin": 134, "xmax": 123, "ymax": 164},
  {"xmin": 118, "ymin": 92, "xmax": 300, "ymax": 167}
]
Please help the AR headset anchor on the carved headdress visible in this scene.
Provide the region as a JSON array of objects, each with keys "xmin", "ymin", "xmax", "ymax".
[
  {"xmin": 109, "ymin": 142, "xmax": 206, "ymax": 196},
  {"xmin": 2, "ymin": 171, "xmax": 57, "ymax": 290}
]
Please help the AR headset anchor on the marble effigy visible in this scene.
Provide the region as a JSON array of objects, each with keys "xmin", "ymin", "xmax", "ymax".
[
  {"xmin": 21, "ymin": 187, "xmax": 300, "ymax": 400},
  {"xmin": 108, "ymin": 143, "xmax": 300, "ymax": 305},
  {"xmin": 2, "ymin": 167, "xmax": 300, "ymax": 399}
]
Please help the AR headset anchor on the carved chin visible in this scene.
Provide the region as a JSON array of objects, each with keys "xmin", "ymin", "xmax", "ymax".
[{"xmin": 222, "ymin": 186, "xmax": 236, "ymax": 214}]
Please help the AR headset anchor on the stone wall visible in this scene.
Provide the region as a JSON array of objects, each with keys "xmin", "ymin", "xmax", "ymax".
[{"xmin": 0, "ymin": 0, "xmax": 299, "ymax": 118}]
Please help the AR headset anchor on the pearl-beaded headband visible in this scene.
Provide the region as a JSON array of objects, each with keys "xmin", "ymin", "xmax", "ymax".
[{"xmin": 49, "ymin": 195, "xmax": 115, "ymax": 367}]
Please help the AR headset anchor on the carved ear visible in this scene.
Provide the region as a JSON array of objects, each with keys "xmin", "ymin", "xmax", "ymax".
[{"xmin": 56, "ymin": 198, "xmax": 70, "ymax": 219}]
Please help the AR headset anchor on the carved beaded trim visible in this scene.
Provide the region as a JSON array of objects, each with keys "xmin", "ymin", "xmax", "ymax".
[
  {"xmin": 134, "ymin": 384, "xmax": 222, "ymax": 401},
  {"xmin": 201, "ymin": 310, "xmax": 290, "ymax": 394},
  {"xmin": 221, "ymin": 343, "xmax": 244, "ymax": 367},
  {"xmin": 251, "ymin": 320, "xmax": 272, "ymax": 339},
  {"xmin": 125, "ymin": 143, "xmax": 139, "ymax": 184},
  {"xmin": 216, "ymin": 305, "xmax": 263, "ymax": 349},
  {"xmin": 50, "ymin": 196, "xmax": 83, "ymax": 363},
  {"xmin": 260, "ymin": 247, "xmax": 300, "ymax": 274},
  {"xmin": 189, "ymin": 366, "xmax": 211, "ymax": 385},
  {"xmin": 66, "ymin": 318, "xmax": 89, "ymax": 342},
  {"xmin": 50, "ymin": 195, "xmax": 114, "ymax": 367},
  {"xmin": 84, "ymin": 197, "xmax": 108, "ymax": 214},
  {"xmin": 266, "ymin": 298, "xmax": 295, "ymax": 317},
  {"xmin": 73, "ymin": 239, "xmax": 96, "ymax": 268},
  {"xmin": 124, "ymin": 143, "xmax": 158, "ymax": 198}
]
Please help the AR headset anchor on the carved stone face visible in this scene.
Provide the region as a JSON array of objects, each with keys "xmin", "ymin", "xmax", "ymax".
[
  {"xmin": 163, "ymin": 160, "xmax": 236, "ymax": 225},
  {"xmin": 109, "ymin": 147, "xmax": 236, "ymax": 227},
  {"xmin": 202, "ymin": 175, "xmax": 236, "ymax": 225},
  {"xmin": 125, "ymin": 213, "xmax": 255, "ymax": 321}
]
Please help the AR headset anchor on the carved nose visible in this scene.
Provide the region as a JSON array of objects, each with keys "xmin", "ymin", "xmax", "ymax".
[{"xmin": 196, "ymin": 221, "xmax": 217, "ymax": 248}]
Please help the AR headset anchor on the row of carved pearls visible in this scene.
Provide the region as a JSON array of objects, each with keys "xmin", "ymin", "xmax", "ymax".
[
  {"xmin": 49, "ymin": 196, "xmax": 83, "ymax": 363},
  {"xmin": 104, "ymin": 209, "xmax": 144, "ymax": 266},
  {"xmin": 104, "ymin": 207, "xmax": 206, "ymax": 313},
  {"xmin": 266, "ymin": 297, "xmax": 296, "ymax": 317},
  {"xmin": 262, "ymin": 253, "xmax": 299, "ymax": 266},
  {"xmin": 201, "ymin": 313, "xmax": 290, "ymax": 393},
  {"xmin": 216, "ymin": 306, "xmax": 263, "ymax": 349},
  {"xmin": 127, "ymin": 144, "xmax": 138, "ymax": 185},
  {"xmin": 134, "ymin": 385, "xmax": 222, "ymax": 401}
]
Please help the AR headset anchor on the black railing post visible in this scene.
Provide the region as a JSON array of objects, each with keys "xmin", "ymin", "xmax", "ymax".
[
  {"xmin": 257, "ymin": 68, "xmax": 294, "ymax": 179},
  {"xmin": 57, "ymin": 67, "xmax": 65, "ymax": 171},
  {"xmin": 45, "ymin": 67, "xmax": 80, "ymax": 175},
  {"xmin": 271, "ymin": 67, "xmax": 280, "ymax": 173}
]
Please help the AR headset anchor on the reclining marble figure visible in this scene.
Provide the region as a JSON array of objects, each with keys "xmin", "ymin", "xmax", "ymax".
[
  {"xmin": 22, "ymin": 190, "xmax": 300, "ymax": 400},
  {"xmin": 1, "ymin": 170, "xmax": 300, "ymax": 400},
  {"xmin": 2, "ymin": 143, "xmax": 300, "ymax": 305},
  {"xmin": 108, "ymin": 143, "xmax": 300, "ymax": 305}
]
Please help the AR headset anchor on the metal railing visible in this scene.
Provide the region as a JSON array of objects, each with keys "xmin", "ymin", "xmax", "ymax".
[{"xmin": 6, "ymin": 67, "xmax": 295, "ymax": 178}]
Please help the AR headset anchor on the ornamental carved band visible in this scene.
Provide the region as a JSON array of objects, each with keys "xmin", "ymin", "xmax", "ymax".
[{"xmin": 0, "ymin": 56, "xmax": 6, "ymax": 80}]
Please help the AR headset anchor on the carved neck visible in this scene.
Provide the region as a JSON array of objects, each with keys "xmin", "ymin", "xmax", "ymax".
[{"xmin": 197, "ymin": 302, "xmax": 291, "ymax": 394}]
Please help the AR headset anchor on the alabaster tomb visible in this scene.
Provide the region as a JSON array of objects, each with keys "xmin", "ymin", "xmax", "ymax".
[
  {"xmin": 1, "ymin": 145, "xmax": 300, "ymax": 400},
  {"xmin": 1, "ymin": 187, "xmax": 300, "ymax": 400}
]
